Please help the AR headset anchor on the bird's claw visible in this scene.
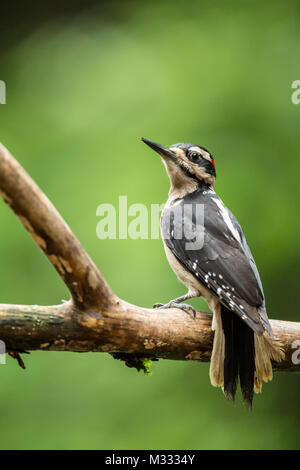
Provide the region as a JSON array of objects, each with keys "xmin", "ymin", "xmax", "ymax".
[
  {"xmin": 153, "ymin": 301, "xmax": 197, "ymax": 318},
  {"xmin": 153, "ymin": 302, "xmax": 164, "ymax": 308},
  {"xmin": 179, "ymin": 303, "xmax": 197, "ymax": 319}
]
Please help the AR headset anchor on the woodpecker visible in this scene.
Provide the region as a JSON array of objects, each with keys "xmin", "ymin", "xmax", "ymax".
[{"xmin": 142, "ymin": 137, "xmax": 284, "ymax": 407}]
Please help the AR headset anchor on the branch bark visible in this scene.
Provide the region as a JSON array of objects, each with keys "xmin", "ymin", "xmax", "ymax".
[
  {"xmin": 0, "ymin": 143, "xmax": 115, "ymax": 310},
  {"xmin": 0, "ymin": 142, "xmax": 299, "ymax": 373}
]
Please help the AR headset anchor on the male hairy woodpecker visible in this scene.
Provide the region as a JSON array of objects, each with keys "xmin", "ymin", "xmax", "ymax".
[{"xmin": 142, "ymin": 137, "xmax": 284, "ymax": 407}]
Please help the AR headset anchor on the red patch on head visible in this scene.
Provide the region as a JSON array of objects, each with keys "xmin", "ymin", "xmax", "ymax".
[{"xmin": 211, "ymin": 158, "xmax": 215, "ymax": 169}]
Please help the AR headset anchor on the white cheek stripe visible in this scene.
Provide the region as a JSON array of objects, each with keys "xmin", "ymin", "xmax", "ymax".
[{"xmin": 212, "ymin": 198, "xmax": 242, "ymax": 244}]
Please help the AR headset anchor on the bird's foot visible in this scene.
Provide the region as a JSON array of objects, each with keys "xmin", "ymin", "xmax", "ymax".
[
  {"xmin": 179, "ymin": 303, "xmax": 197, "ymax": 318},
  {"xmin": 153, "ymin": 301, "xmax": 197, "ymax": 318}
]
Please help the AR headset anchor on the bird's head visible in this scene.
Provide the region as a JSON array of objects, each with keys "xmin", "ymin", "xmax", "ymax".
[{"xmin": 142, "ymin": 138, "xmax": 216, "ymax": 193}]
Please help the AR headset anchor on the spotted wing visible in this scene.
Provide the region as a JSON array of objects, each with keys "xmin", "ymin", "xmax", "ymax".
[
  {"xmin": 230, "ymin": 212, "xmax": 273, "ymax": 336},
  {"xmin": 161, "ymin": 193, "xmax": 271, "ymax": 336}
]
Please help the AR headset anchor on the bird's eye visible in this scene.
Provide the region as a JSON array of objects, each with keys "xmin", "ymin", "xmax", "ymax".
[{"xmin": 190, "ymin": 152, "xmax": 200, "ymax": 163}]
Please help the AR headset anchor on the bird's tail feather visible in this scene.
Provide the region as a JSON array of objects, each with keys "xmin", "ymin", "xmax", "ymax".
[
  {"xmin": 220, "ymin": 309, "xmax": 240, "ymax": 402},
  {"xmin": 254, "ymin": 332, "xmax": 285, "ymax": 393},
  {"xmin": 220, "ymin": 307, "xmax": 255, "ymax": 407},
  {"xmin": 209, "ymin": 306, "xmax": 284, "ymax": 407},
  {"xmin": 236, "ymin": 315, "xmax": 255, "ymax": 407},
  {"xmin": 209, "ymin": 305, "xmax": 225, "ymax": 388}
]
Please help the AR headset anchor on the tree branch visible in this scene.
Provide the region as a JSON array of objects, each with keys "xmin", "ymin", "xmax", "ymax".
[
  {"xmin": 0, "ymin": 142, "xmax": 299, "ymax": 373},
  {"xmin": 0, "ymin": 302, "xmax": 298, "ymax": 372},
  {"xmin": 0, "ymin": 143, "xmax": 115, "ymax": 310}
]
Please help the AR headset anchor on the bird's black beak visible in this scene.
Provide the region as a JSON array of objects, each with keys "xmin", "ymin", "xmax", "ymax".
[{"xmin": 141, "ymin": 138, "xmax": 176, "ymax": 160}]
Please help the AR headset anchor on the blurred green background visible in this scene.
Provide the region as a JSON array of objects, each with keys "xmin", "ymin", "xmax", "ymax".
[{"xmin": 0, "ymin": 0, "xmax": 299, "ymax": 450}]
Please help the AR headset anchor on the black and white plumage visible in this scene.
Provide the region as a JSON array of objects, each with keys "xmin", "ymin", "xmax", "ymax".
[
  {"xmin": 162, "ymin": 189, "xmax": 271, "ymax": 336},
  {"xmin": 142, "ymin": 138, "xmax": 284, "ymax": 407}
]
